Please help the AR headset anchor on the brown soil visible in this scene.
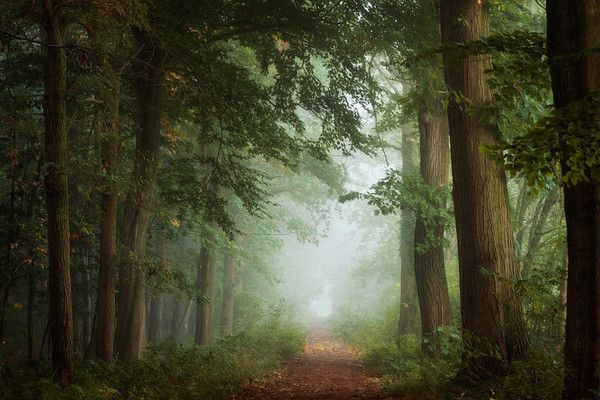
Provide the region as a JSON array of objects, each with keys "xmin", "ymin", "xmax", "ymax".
[{"xmin": 231, "ymin": 321, "xmax": 397, "ymax": 400}]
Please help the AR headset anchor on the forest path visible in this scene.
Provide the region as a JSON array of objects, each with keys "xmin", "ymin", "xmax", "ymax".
[{"xmin": 231, "ymin": 320, "xmax": 396, "ymax": 400}]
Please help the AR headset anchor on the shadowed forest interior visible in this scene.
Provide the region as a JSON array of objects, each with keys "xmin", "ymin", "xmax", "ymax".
[{"xmin": 1, "ymin": 1, "xmax": 600, "ymax": 399}]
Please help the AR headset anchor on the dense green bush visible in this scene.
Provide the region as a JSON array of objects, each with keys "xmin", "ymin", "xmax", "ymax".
[
  {"xmin": 334, "ymin": 310, "xmax": 564, "ymax": 400},
  {"xmin": 0, "ymin": 321, "xmax": 305, "ymax": 400}
]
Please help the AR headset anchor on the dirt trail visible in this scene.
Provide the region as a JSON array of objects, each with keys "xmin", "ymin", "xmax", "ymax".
[{"xmin": 232, "ymin": 321, "xmax": 395, "ymax": 400}]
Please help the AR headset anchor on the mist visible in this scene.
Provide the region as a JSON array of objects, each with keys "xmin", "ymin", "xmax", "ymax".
[{"xmin": 0, "ymin": 1, "xmax": 591, "ymax": 400}]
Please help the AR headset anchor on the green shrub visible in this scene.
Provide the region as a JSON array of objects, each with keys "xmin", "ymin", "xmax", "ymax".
[
  {"xmin": 334, "ymin": 308, "xmax": 564, "ymax": 400},
  {"xmin": 0, "ymin": 321, "xmax": 305, "ymax": 400}
]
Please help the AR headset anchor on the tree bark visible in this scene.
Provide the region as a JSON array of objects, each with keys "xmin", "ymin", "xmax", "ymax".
[
  {"xmin": 148, "ymin": 294, "xmax": 164, "ymax": 342},
  {"xmin": 0, "ymin": 280, "xmax": 13, "ymax": 348},
  {"xmin": 114, "ymin": 28, "xmax": 166, "ymax": 358},
  {"xmin": 169, "ymin": 297, "xmax": 184, "ymax": 342},
  {"xmin": 233, "ymin": 268, "xmax": 243, "ymax": 332},
  {"xmin": 397, "ymin": 121, "xmax": 420, "ymax": 338},
  {"xmin": 521, "ymin": 189, "xmax": 559, "ymax": 278},
  {"xmin": 546, "ymin": 2, "xmax": 600, "ymax": 398},
  {"xmin": 148, "ymin": 233, "xmax": 167, "ymax": 342},
  {"xmin": 182, "ymin": 300, "xmax": 192, "ymax": 338},
  {"xmin": 195, "ymin": 246, "xmax": 216, "ymax": 345},
  {"xmin": 94, "ymin": 137, "xmax": 118, "ymax": 361},
  {"xmin": 559, "ymin": 248, "xmax": 568, "ymax": 348},
  {"xmin": 414, "ymin": 97, "xmax": 453, "ymax": 346},
  {"xmin": 27, "ymin": 267, "xmax": 37, "ymax": 361},
  {"xmin": 440, "ymin": 0, "xmax": 528, "ymax": 375},
  {"xmin": 41, "ymin": 0, "xmax": 75, "ymax": 385},
  {"xmin": 220, "ymin": 252, "xmax": 235, "ymax": 336},
  {"xmin": 93, "ymin": 83, "xmax": 120, "ymax": 361},
  {"xmin": 81, "ymin": 255, "xmax": 92, "ymax": 353}
]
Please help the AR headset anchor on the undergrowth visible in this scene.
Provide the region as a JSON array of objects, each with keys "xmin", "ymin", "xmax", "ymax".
[
  {"xmin": 0, "ymin": 321, "xmax": 305, "ymax": 400},
  {"xmin": 333, "ymin": 311, "xmax": 564, "ymax": 400}
]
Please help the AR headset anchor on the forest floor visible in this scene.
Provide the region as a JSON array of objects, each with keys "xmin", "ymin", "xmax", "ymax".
[{"xmin": 231, "ymin": 320, "xmax": 396, "ymax": 400}]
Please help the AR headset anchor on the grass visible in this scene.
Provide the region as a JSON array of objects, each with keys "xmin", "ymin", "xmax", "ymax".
[
  {"xmin": 333, "ymin": 310, "xmax": 564, "ymax": 400},
  {"xmin": 0, "ymin": 322, "xmax": 305, "ymax": 400}
]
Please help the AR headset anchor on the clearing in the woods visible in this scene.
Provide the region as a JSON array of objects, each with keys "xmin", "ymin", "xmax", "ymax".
[{"xmin": 232, "ymin": 323, "xmax": 395, "ymax": 400}]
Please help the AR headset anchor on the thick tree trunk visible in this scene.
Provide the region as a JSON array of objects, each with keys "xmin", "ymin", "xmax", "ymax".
[
  {"xmin": 397, "ymin": 122, "xmax": 420, "ymax": 337},
  {"xmin": 114, "ymin": 28, "xmax": 166, "ymax": 358},
  {"xmin": 440, "ymin": 0, "xmax": 528, "ymax": 375},
  {"xmin": 561, "ymin": 181, "xmax": 600, "ymax": 399},
  {"xmin": 414, "ymin": 97, "xmax": 453, "ymax": 346},
  {"xmin": 220, "ymin": 253, "xmax": 235, "ymax": 336},
  {"xmin": 546, "ymin": 2, "xmax": 600, "ymax": 397},
  {"xmin": 195, "ymin": 246, "xmax": 216, "ymax": 345},
  {"xmin": 41, "ymin": 0, "xmax": 75, "ymax": 385}
]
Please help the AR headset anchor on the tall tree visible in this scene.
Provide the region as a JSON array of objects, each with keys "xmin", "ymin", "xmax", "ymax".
[
  {"xmin": 397, "ymin": 122, "xmax": 419, "ymax": 337},
  {"xmin": 195, "ymin": 246, "xmax": 216, "ymax": 345},
  {"xmin": 114, "ymin": 28, "xmax": 167, "ymax": 357},
  {"xmin": 220, "ymin": 252, "xmax": 235, "ymax": 336},
  {"xmin": 40, "ymin": 0, "xmax": 75, "ymax": 384},
  {"xmin": 88, "ymin": 22, "xmax": 123, "ymax": 363},
  {"xmin": 147, "ymin": 294, "xmax": 165, "ymax": 342},
  {"xmin": 546, "ymin": 1, "xmax": 600, "ymax": 398},
  {"xmin": 413, "ymin": 96, "xmax": 453, "ymax": 344},
  {"xmin": 440, "ymin": 0, "xmax": 528, "ymax": 374}
]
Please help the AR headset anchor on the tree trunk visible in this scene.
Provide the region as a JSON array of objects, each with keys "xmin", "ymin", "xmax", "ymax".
[
  {"xmin": 41, "ymin": 0, "xmax": 75, "ymax": 385},
  {"xmin": 233, "ymin": 268, "xmax": 243, "ymax": 332},
  {"xmin": 514, "ymin": 180, "xmax": 534, "ymax": 259},
  {"xmin": 559, "ymin": 248, "xmax": 568, "ymax": 348},
  {"xmin": 114, "ymin": 28, "xmax": 166, "ymax": 358},
  {"xmin": 187, "ymin": 302, "xmax": 196, "ymax": 337},
  {"xmin": 170, "ymin": 297, "xmax": 184, "ymax": 342},
  {"xmin": 220, "ymin": 252, "xmax": 235, "ymax": 336},
  {"xmin": 148, "ymin": 294, "xmax": 164, "ymax": 342},
  {"xmin": 440, "ymin": 0, "xmax": 528, "ymax": 375},
  {"xmin": 148, "ymin": 233, "xmax": 167, "ymax": 342},
  {"xmin": 94, "ymin": 138, "xmax": 118, "ymax": 361},
  {"xmin": 414, "ymin": 97, "xmax": 453, "ymax": 346},
  {"xmin": 0, "ymin": 280, "xmax": 13, "ymax": 347},
  {"xmin": 397, "ymin": 121, "xmax": 420, "ymax": 338},
  {"xmin": 521, "ymin": 190, "xmax": 559, "ymax": 278},
  {"xmin": 546, "ymin": 2, "xmax": 600, "ymax": 397},
  {"xmin": 27, "ymin": 267, "xmax": 37, "ymax": 361},
  {"xmin": 85, "ymin": 18, "xmax": 122, "ymax": 363},
  {"xmin": 195, "ymin": 246, "xmax": 216, "ymax": 345},
  {"xmin": 182, "ymin": 300, "xmax": 192, "ymax": 338},
  {"xmin": 81, "ymin": 256, "xmax": 92, "ymax": 352}
]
